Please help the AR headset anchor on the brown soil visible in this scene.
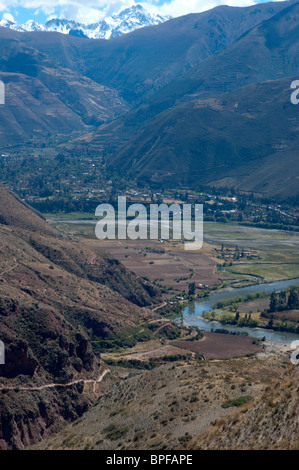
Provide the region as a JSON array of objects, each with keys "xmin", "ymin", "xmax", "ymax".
[
  {"xmin": 85, "ymin": 238, "xmax": 220, "ymax": 296},
  {"xmin": 172, "ymin": 332, "xmax": 262, "ymax": 359},
  {"xmin": 32, "ymin": 354, "xmax": 288, "ymax": 451}
]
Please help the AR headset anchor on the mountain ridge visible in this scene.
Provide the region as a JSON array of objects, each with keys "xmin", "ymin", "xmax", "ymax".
[
  {"xmin": 0, "ymin": 183, "xmax": 159, "ymax": 449},
  {"xmin": 0, "ymin": 4, "xmax": 171, "ymax": 40},
  {"xmin": 108, "ymin": 77, "xmax": 299, "ymax": 197},
  {"xmin": 0, "ymin": 1, "xmax": 298, "ymax": 196}
]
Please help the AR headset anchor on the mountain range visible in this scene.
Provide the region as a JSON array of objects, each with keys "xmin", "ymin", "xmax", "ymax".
[
  {"xmin": 0, "ymin": 0, "xmax": 299, "ymax": 451},
  {"xmin": 0, "ymin": 5, "xmax": 170, "ymax": 40},
  {"xmin": 0, "ymin": 0, "xmax": 298, "ymax": 197}
]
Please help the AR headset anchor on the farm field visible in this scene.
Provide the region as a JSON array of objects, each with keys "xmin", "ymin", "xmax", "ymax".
[
  {"xmin": 172, "ymin": 332, "xmax": 262, "ymax": 360},
  {"xmin": 48, "ymin": 217, "xmax": 299, "ymax": 293}
]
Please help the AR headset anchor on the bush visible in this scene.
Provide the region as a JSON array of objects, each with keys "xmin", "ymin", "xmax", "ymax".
[
  {"xmin": 221, "ymin": 396, "xmax": 252, "ymax": 409},
  {"xmin": 103, "ymin": 424, "xmax": 129, "ymax": 441}
]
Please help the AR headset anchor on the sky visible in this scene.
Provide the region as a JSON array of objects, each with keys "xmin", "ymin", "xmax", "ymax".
[{"xmin": 0, "ymin": 0, "xmax": 290, "ymax": 25}]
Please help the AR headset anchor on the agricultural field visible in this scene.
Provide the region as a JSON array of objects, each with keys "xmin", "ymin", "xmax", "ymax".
[
  {"xmin": 204, "ymin": 222, "xmax": 299, "ymax": 283},
  {"xmin": 48, "ymin": 217, "xmax": 299, "ymax": 295}
]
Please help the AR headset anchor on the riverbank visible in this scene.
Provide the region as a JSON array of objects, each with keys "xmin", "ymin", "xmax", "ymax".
[{"xmin": 181, "ymin": 278, "xmax": 299, "ymax": 343}]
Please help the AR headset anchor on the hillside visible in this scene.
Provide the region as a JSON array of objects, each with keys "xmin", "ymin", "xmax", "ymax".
[
  {"xmin": 0, "ymin": 5, "xmax": 170, "ymax": 40},
  {"xmin": 32, "ymin": 355, "xmax": 290, "ymax": 451},
  {"xmin": 0, "ymin": 1, "xmax": 298, "ymax": 198},
  {"xmin": 0, "ymin": 184, "xmax": 159, "ymax": 449},
  {"xmin": 190, "ymin": 366, "xmax": 299, "ymax": 450},
  {"xmin": 147, "ymin": 0, "xmax": 299, "ymax": 107},
  {"xmin": 109, "ymin": 77, "xmax": 299, "ymax": 197},
  {"xmin": 0, "ymin": 31, "xmax": 128, "ymax": 148},
  {"xmin": 1, "ymin": 2, "xmax": 290, "ymax": 105},
  {"xmin": 78, "ymin": 1, "xmax": 299, "ymax": 197}
]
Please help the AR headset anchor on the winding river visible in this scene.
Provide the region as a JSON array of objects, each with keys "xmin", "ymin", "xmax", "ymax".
[
  {"xmin": 49, "ymin": 217, "xmax": 299, "ymax": 342},
  {"xmin": 182, "ymin": 278, "xmax": 299, "ymax": 342}
]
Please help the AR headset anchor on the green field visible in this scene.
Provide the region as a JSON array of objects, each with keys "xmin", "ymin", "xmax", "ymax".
[
  {"xmin": 47, "ymin": 216, "xmax": 299, "ymax": 285},
  {"xmin": 204, "ymin": 222, "xmax": 299, "ymax": 283}
]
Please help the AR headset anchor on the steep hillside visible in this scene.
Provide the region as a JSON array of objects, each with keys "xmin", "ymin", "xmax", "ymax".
[
  {"xmin": 0, "ymin": 4, "xmax": 170, "ymax": 40},
  {"xmin": 32, "ymin": 355, "xmax": 289, "ymax": 451},
  {"xmin": 3, "ymin": 1, "xmax": 290, "ymax": 105},
  {"xmin": 140, "ymin": 0, "xmax": 299, "ymax": 109},
  {"xmin": 0, "ymin": 33, "xmax": 128, "ymax": 148},
  {"xmin": 0, "ymin": 1, "xmax": 296, "ymax": 154},
  {"xmin": 0, "ymin": 184, "xmax": 159, "ymax": 449},
  {"xmin": 79, "ymin": 1, "xmax": 299, "ymax": 160},
  {"xmin": 109, "ymin": 78, "xmax": 299, "ymax": 197},
  {"xmin": 190, "ymin": 366, "xmax": 299, "ymax": 450}
]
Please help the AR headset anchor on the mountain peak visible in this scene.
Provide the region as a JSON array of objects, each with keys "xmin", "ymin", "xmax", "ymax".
[
  {"xmin": 126, "ymin": 4, "xmax": 146, "ymax": 12},
  {"xmin": 0, "ymin": 5, "xmax": 171, "ymax": 40}
]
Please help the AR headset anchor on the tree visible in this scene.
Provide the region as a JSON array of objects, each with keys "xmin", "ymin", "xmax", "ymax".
[
  {"xmin": 288, "ymin": 288, "xmax": 299, "ymax": 310},
  {"xmin": 188, "ymin": 282, "xmax": 196, "ymax": 297},
  {"xmin": 269, "ymin": 292, "xmax": 278, "ymax": 313},
  {"xmin": 268, "ymin": 319, "xmax": 274, "ymax": 329}
]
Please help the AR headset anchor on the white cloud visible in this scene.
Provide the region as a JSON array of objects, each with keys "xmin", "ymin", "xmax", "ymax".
[
  {"xmin": 2, "ymin": 11, "xmax": 15, "ymax": 22},
  {"xmin": 0, "ymin": 0, "xmax": 290, "ymax": 23},
  {"xmin": 144, "ymin": 0, "xmax": 288, "ymax": 17},
  {"xmin": 0, "ymin": 1, "xmax": 136, "ymax": 23}
]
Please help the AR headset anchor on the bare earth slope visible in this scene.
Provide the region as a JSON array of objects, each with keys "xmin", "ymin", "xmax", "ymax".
[
  {"xmin": 190, "ymin": 366, "xmax": 299, "ymax": 450},
  {"xmin": 32, "ymin": 355, "xmax": 290, "ymax": 450},
  {"xmin": 0, "ymin": 183, "xmax": 158, "ymax": 449}
]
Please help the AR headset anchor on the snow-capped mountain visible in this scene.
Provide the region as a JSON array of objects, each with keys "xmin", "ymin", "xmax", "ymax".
[{"xmin": 0, "ymin": 5, "xmax": 171, "ymax": 40}]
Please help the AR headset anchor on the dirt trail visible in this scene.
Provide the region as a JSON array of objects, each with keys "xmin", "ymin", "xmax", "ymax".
[
  {"xmin": 0, "ymin": 258, "xmax": 19, "ymax": 277},
  {"xmin": 153, "ymin": 322, "xmax": 172, "ymax": 335},
  {"xmin": 0, "ymin": 368, "xmax": 110, "ymax": 393},
  {"xmin": 152, "ymin": 302, "xmax": 167, "ymax": 312}
]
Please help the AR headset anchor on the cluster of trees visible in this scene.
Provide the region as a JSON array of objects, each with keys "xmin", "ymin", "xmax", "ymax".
[
  {"xmin": 219, "ymin": 312, "xmax": 259, "ymax": 328},
  {"xmin": 269, "ymin": 288, "xmax": 299, "ymax": 313}
]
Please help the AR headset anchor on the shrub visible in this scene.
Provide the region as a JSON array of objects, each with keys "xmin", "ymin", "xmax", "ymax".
[{"xmin": 221, "ymin": 396, "xmax": 252, "ymax": 409}]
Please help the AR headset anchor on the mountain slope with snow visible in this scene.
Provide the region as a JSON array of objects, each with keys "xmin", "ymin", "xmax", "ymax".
[{"xmin": 0, "ymin": 5, "xmax": 171, "ymax": 39}]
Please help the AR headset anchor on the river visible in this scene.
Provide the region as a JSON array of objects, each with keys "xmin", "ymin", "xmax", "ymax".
[
  {"xmin": 182, "ymin": 278, "xmax": 299, "ymax": 342},
  {"xmin": 49, "ymin": 217, "xmax": 299, "ymax": 342}
]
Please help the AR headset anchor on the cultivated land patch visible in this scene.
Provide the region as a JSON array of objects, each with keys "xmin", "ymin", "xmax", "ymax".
[
  {"xmin": 172, "ymin": 332, "xmax": 262, "ymax": 360},
  {"xmin": 80, "ymin": 238, "xmax": 220, "ymax": 295},
  {"xmin": 49, "ymin": 218, "xmax": 299, "ymax": 289}
]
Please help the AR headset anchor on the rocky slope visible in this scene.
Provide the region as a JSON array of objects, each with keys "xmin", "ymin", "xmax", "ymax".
[
  {"xmin": 32, "ymin": 355, "xmax": 289, "ymax": 450},
  {"xmin": 105, "ymin": 2, "xmax": 299, "ymax": 196},
  {"xmin": 190, "ymin": 366, "xmax": 299, "ymax": 450},
  {"xmin": 0, "ymin": 183, "xmax": 159, "ymax": 449}
]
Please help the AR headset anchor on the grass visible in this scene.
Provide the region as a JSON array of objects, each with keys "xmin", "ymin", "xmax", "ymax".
[
  {"xmin": 205, "ymin": 222, "xmax": 299, "ymax": 281},
  {"xmin": 221, "ymin": 396, "xmax": 252, "ymax": 409},
  {"xmin": 226, "ymin": 263, "xmax": 299, "ymax": 282},
  {"xmin": 103, "ymin": 424, "xmax": 129, "ymax": 441}
]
